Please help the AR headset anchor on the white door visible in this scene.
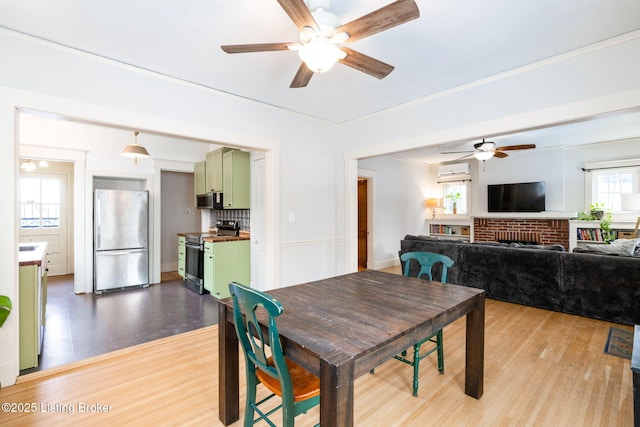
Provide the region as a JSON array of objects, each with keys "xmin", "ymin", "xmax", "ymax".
[
  {"xmin": 19, "ymin": 173, "xmax": 69, "ymax": 276},
  {"xmin": 251, "ymin": 157, "xmax": 266, "ymax": 289}
]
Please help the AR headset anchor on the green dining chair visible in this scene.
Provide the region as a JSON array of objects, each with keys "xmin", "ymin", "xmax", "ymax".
[
  {"xmin": 229, "ymin": 282, "xmax": 320, "ymax": 427},
  {"xmin": 395, "ymin": 251, "xmax": 454, "ymax": 396}
]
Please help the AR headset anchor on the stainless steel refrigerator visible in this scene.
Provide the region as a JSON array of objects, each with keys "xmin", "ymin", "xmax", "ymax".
[{"xmin": 94, "ymin": 189, "xmax": 149, "ymax": 293}]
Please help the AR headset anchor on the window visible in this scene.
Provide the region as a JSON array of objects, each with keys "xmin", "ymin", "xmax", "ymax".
[
  {"xmin": 443, "ymin": 181, "xmax": 468, "ymax": 214},
  {"xmin": 20, "ymin": 177, "xmax": 61, "ymax": 229},
  {"xmin": 591, "ymin": 168, "xmax": 637, "ymax": 211}
]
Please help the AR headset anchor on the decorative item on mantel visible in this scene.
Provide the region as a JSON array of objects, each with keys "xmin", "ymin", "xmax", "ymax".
[
  {"xmin": 425, "ymin": 198, "xmax": 441, "ymax": 219},
  {"xmin": 621, "ymin": 193, "xmax": 640, "ymax": 237}
]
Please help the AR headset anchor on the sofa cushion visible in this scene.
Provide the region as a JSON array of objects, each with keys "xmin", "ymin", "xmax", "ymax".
[{"xmin": 575, "ymin": 238, "xmax": 640, "ymax": 256}]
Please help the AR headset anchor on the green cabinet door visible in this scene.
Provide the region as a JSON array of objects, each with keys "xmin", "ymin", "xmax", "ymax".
[
  {"xmin": 194, "ymin": 161, "xmax": 206, "ymax": 201},
  {"xmin": 177, "ymin": 236, "xmax": 186, "ymax": 278},
  {"xmin": 204, "ymin": 240, "xmax": 250, "ymax": 299},
  {"xmin": 222, "ymin": 149, "xmax": 250, "ymax": 209},
  {"xmin": 205, "ymin": 148, "xmax": 232, "ymax": 193}
]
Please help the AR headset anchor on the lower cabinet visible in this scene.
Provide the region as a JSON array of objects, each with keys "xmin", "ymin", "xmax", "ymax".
[
  {"xmin": 204, "ymin": 240, "xmax": 250, "ymax": 299},
  {"xmin": 19, "ymin": 260, "xmax": 47, "ymax": 370},
  {"xmin": 177, "ymin": 236, "xmax": 186, "ymax": 278}
]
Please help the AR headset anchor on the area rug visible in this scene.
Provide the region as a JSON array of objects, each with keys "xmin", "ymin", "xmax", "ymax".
[{"xmin": 604, "ymin": 327, "xmax": 633, "ymax": 360}]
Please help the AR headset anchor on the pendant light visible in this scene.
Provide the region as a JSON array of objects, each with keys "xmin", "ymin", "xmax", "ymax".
[
  {"xmin": 20, "ymin": 159, "xmax": 37, "ymax": 171},
  {"xmin": 121, "ymin": 131, "xmax": 150, "ymax": 165}
]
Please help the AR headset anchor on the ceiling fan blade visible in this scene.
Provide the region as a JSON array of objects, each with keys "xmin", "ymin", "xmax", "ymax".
[
  {"xmin": 494, "ymin": 151, "xmax": 509, "ymax": 158},
  {"xmin": 221, "ymin": 43, "xmax": 294, "ymax": 54},
  {"xmin": 276, "ymin": 0, "xmax": 319, "ymax": 32},
  {"xmin": 455, "ymin": 153, "xmax": 475, "ymax": 161},
  {"xmin": 441, "ymin": 150, "xmax": 474, "ymax": 155},
  {"xmin": 338, "ymin": 0, "xmax": 420, "ymax": 44},
  {"xmin": 290, "ymin": 63, "xmax": 314, "ymax": 88},
  {"xmin": 338, "ymin": 48, "xmax": 394, "ymax": 79},
  {"xmin": 496, "ymin": 144, "xmax": 536, "ymax": 151}
]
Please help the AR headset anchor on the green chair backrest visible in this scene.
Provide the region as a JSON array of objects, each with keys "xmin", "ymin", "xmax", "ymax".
[
  {"xmin": 400, "ymin": 251, "xmax": 454, "ymax": 283},
  {"xmin": 228, "ymin": 282, "xmax": 295, "ymax": 402}
]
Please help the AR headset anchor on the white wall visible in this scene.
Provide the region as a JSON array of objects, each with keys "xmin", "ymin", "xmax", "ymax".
[{"xmin": 357, "ymin": 157, "xmax": 430, "ymax": 268}]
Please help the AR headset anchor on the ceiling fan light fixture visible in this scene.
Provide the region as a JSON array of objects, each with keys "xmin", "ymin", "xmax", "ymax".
[
  {"xmin": 473, "ymin": 151, "xmax": 494, "ymax": 161},
  {"xmin": 298, "ymin": 38, "xmax": 346, "ymax": 72}
]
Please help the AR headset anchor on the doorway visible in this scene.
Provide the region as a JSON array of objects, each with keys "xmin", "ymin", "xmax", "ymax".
[
  {"xmin": 357, "ymin": 178, "xmax": 369, "ymax": 270},
  {"xmin": 18, "ymin": 160, "xmax": 74, "ymax": 276}
]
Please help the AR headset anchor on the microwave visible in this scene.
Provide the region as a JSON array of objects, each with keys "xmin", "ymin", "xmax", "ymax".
[{"xmin": 196, "ymin": 192, "xmax": 223, "ymax": 210}]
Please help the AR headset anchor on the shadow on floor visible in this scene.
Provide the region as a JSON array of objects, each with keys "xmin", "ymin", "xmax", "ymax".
[{"xmin": 21, "ymin": 274, "xmax": 219, "ymax": 375}]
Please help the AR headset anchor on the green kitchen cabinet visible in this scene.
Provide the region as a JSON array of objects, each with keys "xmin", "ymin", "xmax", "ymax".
[
  {"xmin": 19, "ymin": 253, "xmax": 48, "ymax": 371},
  {"xmin": 205, "ymin": 148, "xmax": 232, "ymax": 193},
  {"xmin": 177, "ymin": 236, "xmax": 186, "ymax": 278},
  {"xmin": 222, "ymin": 149, "xmax": 250, "ymax": 209},
  {"xmin": 194, "ymin": 160, "xmax": 206, "ymax": 201},
  {"xmin": 204, "ymin": 240, "xmax": 250, "ymax": 299}
]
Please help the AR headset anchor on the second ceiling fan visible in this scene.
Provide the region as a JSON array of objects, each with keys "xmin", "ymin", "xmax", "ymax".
[
  {"xmin": 442, "ymin": 139, "xmax": 537, "ymax": 161},
  {"xmin": 221, "ymin": 0, "xmax": 420, "ymax": 88}
]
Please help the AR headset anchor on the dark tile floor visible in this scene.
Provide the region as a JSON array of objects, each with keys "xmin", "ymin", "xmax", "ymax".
[{"xmin": 21, "ymin": 274, "xmax": 219, "ymax": 375}]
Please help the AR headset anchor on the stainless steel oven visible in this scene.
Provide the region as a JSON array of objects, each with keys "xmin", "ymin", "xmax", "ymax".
[{"xmin": 184, "ymin": 234, "xmax": 206, "ymax": 294}]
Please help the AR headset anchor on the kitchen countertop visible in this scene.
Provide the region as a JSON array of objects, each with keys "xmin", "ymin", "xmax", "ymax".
[
  {"xmin": 202, "ymin": 235, "xmax": 250, "ymax": 243},
  {"xmin": 177, "ymin": 231, "xmax": 250, "ymax": 243},
  {"xmin": 19, "ymin": 242, "xmax": 48, "ymax": 267}
]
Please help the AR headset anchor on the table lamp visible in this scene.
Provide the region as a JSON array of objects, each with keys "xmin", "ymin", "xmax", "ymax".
[
  {"xmin": 621, "ymin": 193, "xmax": 640, "ymax": 237},
  {"xmin": 425, "ymin": 198, "xmax": 441, "ymax": 219}
]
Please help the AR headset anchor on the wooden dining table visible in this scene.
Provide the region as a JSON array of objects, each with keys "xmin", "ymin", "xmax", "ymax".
[{"xmin": 218, "ymin": 269, "xmax": 485, "ymax": 426}]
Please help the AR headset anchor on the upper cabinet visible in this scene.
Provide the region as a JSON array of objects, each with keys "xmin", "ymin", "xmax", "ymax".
[
  {"xmin": 205, "ymin": 148, "xmax": 232, "ymax": 193},
  {"xmin": 199, "ymin": 147, "xmax": 250, "ymax": 209},
  {"xmin": 223, "ymin": 149, "xmax": 250, "ymax": 209},
  {"xmin": 194, "ymin": 161, "xmax": 206, "ymax": 197}
]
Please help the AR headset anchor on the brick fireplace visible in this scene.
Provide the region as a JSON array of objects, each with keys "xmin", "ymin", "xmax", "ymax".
[{"xmin": 474, "ymin": 218, "xmax": 570, "ymax": 250}]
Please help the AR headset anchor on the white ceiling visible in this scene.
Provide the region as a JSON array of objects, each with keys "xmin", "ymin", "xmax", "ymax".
[{"xmin": 2, "ymin": 0, "xmax": 640, "ymax": 162}]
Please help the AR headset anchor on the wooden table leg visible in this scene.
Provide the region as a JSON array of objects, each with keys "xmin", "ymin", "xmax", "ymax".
[
  {"xmin": 320, "ymin": 351, "xmax": 355, "ymax": 427},
  {"xmin": 465, "ymin": 293, "xmax": 485, "ymax": 399},
  {"xmin": 218, "ymin": 301, "xmax": 239, "ymax": 425}
]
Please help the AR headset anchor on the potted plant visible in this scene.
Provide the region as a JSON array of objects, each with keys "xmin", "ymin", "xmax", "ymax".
[
  {"xmin": 0, "ymin": 295, "xmax": 11, "ymax": 328},
  {"xmin": 446, "ymin": 192, "xmax": 461, "ymax": 214},
  {"xmin": 576, "ymin": 203, "xmax": 613, "ymax": 242},
  {"xmin": 590, "ymin": 202, "xmax": 605, "ymax": 220}
]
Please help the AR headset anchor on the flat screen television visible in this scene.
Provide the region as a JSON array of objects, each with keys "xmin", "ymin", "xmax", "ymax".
[{"xmin": 488, "ymin": 181, "xmax": 546, "ymax": 212}]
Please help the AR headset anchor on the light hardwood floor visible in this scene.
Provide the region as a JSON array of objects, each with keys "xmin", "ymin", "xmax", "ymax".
[{"xmin": 0, "ymin": 281, "xmax": 634, "ymax": 426}]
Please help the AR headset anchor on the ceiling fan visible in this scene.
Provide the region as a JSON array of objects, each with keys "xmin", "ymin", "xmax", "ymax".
[
  {"xmin": 221, "ymin": 0, "xmax": 420, "ymax": 88},
  {"xmin": 442, "ymin": 139, "xmax": 536, "ymax": 161}
]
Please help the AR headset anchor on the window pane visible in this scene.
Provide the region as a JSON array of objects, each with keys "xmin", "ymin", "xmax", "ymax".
[
  {"xmin": 19, "ymin": 176, "xmax": 62, "ymax": 229},
  {"xmin": 20, "ymin": 178, "xmax": 40, "ymax": 204},
  {"xmin": 443, "ymin": 182, "xmax": 467, "ymax": 214},
  {"xmin": 41, "ymin": 179, "xmax": 60, "ymax": 204},
  {"xmin": 593, "ymin": 169, "xmax": 635, "ymax": 211}
]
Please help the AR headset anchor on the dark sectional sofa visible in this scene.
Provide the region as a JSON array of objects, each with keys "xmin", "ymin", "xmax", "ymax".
[{"xmin": 400, "ymin": 235, "xmax": 640, "ymax": 325}]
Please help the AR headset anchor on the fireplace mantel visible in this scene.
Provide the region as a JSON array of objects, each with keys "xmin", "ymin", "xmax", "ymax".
[{"xmin": 471, "ymin": 212, "xmax": 577, "ymax": 220}]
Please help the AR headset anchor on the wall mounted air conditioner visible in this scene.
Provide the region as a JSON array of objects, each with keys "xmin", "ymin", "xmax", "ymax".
[{"xmin": 437, "ymin": 163, "xmax": 470, "ymax": 177}]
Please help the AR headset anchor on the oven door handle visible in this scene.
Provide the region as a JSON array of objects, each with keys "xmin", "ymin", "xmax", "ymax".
[{"xmin": 185, "ymin": 243, "xmax": 203, "ymax": 250}]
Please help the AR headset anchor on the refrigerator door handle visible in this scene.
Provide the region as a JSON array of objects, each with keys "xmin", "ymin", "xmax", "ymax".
[{"xmin": 95, "ymin": 201, "xmax": 100, "ymax": 249}]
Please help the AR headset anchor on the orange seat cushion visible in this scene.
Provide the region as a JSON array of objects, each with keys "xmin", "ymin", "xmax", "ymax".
[{"xmin": 255, "ymin": 358, "xmax": 320, "ymax": 402}]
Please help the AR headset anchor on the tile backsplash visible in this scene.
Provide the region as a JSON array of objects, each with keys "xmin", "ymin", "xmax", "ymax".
[{"xmin": 210, "ymin": 209, "xmax": 250, "ymax": 231}]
